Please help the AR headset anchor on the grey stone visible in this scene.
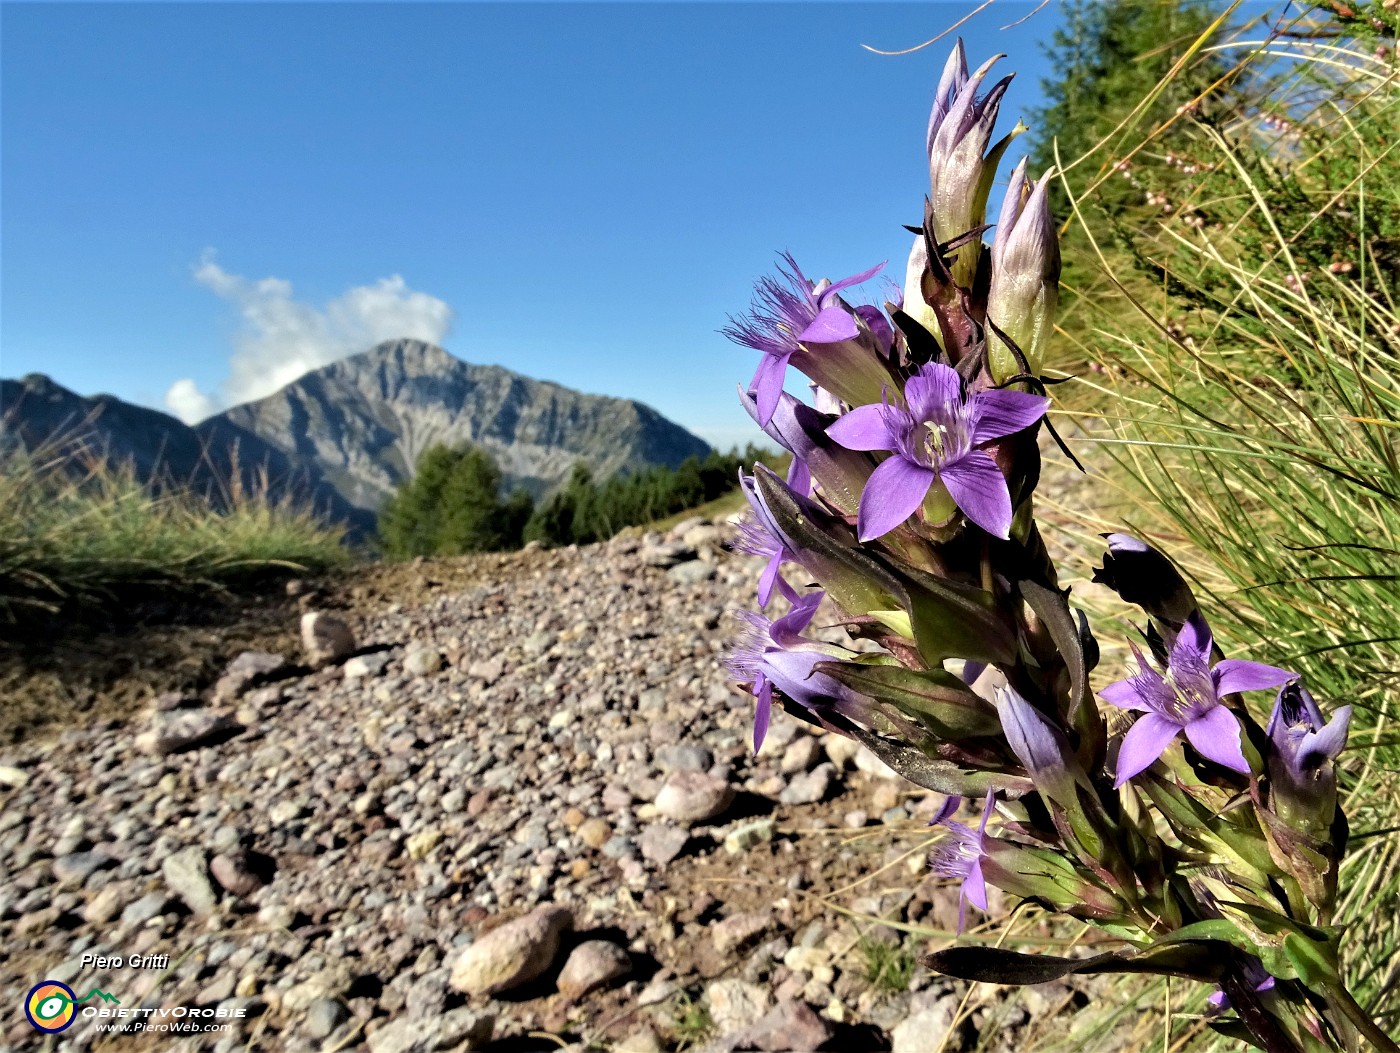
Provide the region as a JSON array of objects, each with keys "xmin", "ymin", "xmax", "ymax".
[
  {"xmin": 779, "ymin": 762, "xmax": 836, "ymax": 805},
  {"xmin": 655, "ymin": 743, "xmax": 713, "ymax": 773},
  {"xmin": 891, "ymin": 992, "xmax": 963, "ymax": 1052},
  {"xmin": 301, "ymin": 612, "xmax": 356, "ymax": 666},
  {"xmin": 654, "ymin": 770, "xmax": 734, "ymax": 823},
  {"xmin": 779, "ymin": 736, "xmax": 823, "ymax": 775},
  {"xmin": 739, "ymin": 1000, "xmax": 835, "ymax": 1052},
  {"xmin": 403, "ymin": 648, "xmax": 443, "ymax": 677},
  {"xmin": 556, "ymin": 939, "xmax": 631, "ymax": 1000},
  {"xmin": 161, "ymin": 846, "xmax": 218, "ymax": 915},
  {"xmin": 448, "ymin": 904, "xmax": 572, "ymax": 996},
  {"xmin": 121, "ymin": 892, "xmax": 169, "ymax": 926},
  {"xmin": 52, "ymin": 852, "xmax": 109, "ymax": 884},
  {"xmin": 136, "ymin": 709, "xmax": 238, "ymax": 755},
  {"xmin": 723, "ymin": 818, "xmax": 776, "ymax": 855},
  {"xmin": 304, "ymin": 997, "xmax": 349, "ymax": 1039},
  {"xmin": 666, "ymin": 560, "xmax": 715, "ymax": 586},
  {"xmin": 214, "ymin": 650, "xmax": 289, "ymax": 703},
  {"xmin": 344, "ymin": 652, "xmax": 392, "ymax": 679},
  {"xmin": 706, "ymin": 978, "xmax": 773, "ymax": 1033},
  {"xmin": 637, "ymin": 823, "xmax": 689, "ymax": 865},
  {"xmin": 367, "ymin": 1006, "xmax": 495, "ymax": 1053},
  {"xmin": 210, "ymin": 852, "xmax": 264, "ymax": 897}
]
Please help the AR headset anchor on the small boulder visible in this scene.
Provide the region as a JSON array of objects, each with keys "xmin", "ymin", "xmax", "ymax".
[
  {"xmin": 213, "ymin": 651, "xmax": 289, "ymax": 703},
  {"xmin": 210, "ymin": 851, "xmax": 265, "ymax": 896},
  {"xmin": 637, "ymin": 823, "xmax": 689, "ymax": 865},
  {"xmin": 136, "ymin": 709, "xmax": 238, "ymax": 755},
  {"xmin": 449, "ymin": 905, "xmax": 573, "ymax": 996},
  {"xmin": 706, "ymin": 979, "xmax": 772, "ymax": 1034},
  {"xmin": 367, "ymin": 1007, "xmax": 495, "ymax": 1053},
  {"xmin": 403, "ymin": 647, "xmax": 443, "ymax": 677},
  {"xmin": 300, "ymin": 612, "xmax": 356, "ymax": 667},
  {"xmin": 654, "ymin": 770, "xmax": 734, "ymax": 823},
  {"xmin": 556, "ymin": 940, "xmax": 631, "ymax": 1000},
  {"xmin": 161, "ymin": 846, "xmax": 218, "ymax": 915}
]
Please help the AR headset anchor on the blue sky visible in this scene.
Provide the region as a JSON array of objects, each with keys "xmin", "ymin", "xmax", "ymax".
[{"xmin": 2, "ymin": 1, "xmax": 1063, "ymax": 451}]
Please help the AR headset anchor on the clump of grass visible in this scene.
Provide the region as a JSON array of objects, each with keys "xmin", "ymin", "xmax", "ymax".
[
  {"xmin": 0, "ymin": 436, "xmax": 349, "ymax": 622},
  {"xmin": 1042, "ymin": 11, "xmax": 1400, "ymax": 1049},
  {"xmin": 859, "ymin": 935, "xmax": 916, "ymax": 994},
  {"xmin": 668, "ymin": 991, "xmax": 713, "ymax": 1050}
]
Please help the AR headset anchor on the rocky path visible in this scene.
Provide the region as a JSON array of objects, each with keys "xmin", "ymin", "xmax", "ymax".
[{"xmin": 0, "ymin": 520, "xmax": 1101, "ymax": 1053}]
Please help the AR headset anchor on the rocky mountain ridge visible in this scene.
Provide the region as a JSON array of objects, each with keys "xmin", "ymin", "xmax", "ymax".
[{"xmin": 1, "ymin": 340, "xmax": 713, "ymax": 538}]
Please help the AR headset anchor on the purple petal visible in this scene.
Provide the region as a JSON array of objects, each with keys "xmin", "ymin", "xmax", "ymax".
[
  {"xmin": 929, "ymin": 795, "xmax": 962, "ymax": 826},
  {"xmin": 751, "ymin": 352, "xmax": 791, "ymax": 427},
  {"xmin": 1099, "ymin": 677, "xmax": 1154, "ymax": 712},
  {"xmin": 1213, "ymin": 659, "xmax": 1295, "ymax": 697},
  {"xmin": 939, "ymin": 450, "xmax": 1013, "ymax": 539},
  {"xmin": 1184, "ymin": 706, "xmax": 1250, "ymax": 773},
  {"xmin": 904, "ymin": 363, "xmax": 963, "ymax": 421},
  {"xmin": 1114, "ymin": 713, "xmax": 1182, "ymax": 787},
  {"xmin": 758, "ymin": 553, "xmax": 784, "ymax": 608},
  {"xmin": 753, "ymin": 681, "xmax": 773, "ymax": 754},
  {"xmin": 1301, "ymin": 705, "xmax": 1352, "ymax": 769},
  {"xmin": 854, "ymin": 305, "xmax": 894, "ymax": 355},
  {"xmin": 799, "ymin": 305, "xmax": 859, "ymax": 344},
  {"xmin": 976, "ymin": 789, "xmax": 996, "ymax": 836},
  {"xmin": 963, "ymin": 858, "xmax": 988, "ymax": 911},
  {"xmin": 968, "ymin": 388, "xmax": 1050, "ymax": 445},
  {"xmin": 856, "ymin": 455, "xmax": 936, "ymax": 541},
  {"xmin": 820, "ymin": 260, "xmax": 887, "ymax": 302},
  {"xmin": 827, "ymin": 403, "xmax": 897, "ymax": 452},
  {"xmin": 786, "ymin": 454, "xmax": 812, "ymax": 497},
  {"xmin": 1177, "ymin": 611, "xmax": 1214, "ymax": 662},
  {"xmin": 996, "ymin": 687, "xmax": 1065, "ymax": 778},
  {"xmin": 770, "ymin": 591, "xmax": 824, "ymax": 646}
]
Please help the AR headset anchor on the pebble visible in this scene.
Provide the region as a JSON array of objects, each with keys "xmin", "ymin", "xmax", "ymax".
[
  {"xmin": 161, "ymin": 846, "xmax": 218, "ymax": 915},
  {"xmin": 136, "ymin": 709, "xmax": 238, "ymax": 755},
  {"xmin": 301, "ymin": 611, "xmax": 357, "ymax": 666},
  {"xmin": 654, "ymin": 770, "xmax": 734, "ymax": 822},
  {"xmin": 344, "ymin": 652, "xmax": 392, "ymax": 679},
  {"xmin": 706, "ymin": 978, "xmax": 773, "ymax": 1033},
  {"xmin": 779, "ymin": 762, "xmax": 835, "ymax": 805},
  {"xmin": 448, "ymin": 904, "xmax": 572, "ymax": 996},
  {"xmin": 723, "ymin": 818, "xmax": 776, "ymax": 855},
  {"xmin": 556, "ymin": 939, "xmax": 631, "ymax": 1000},
  {"xmin": 403, "ymin": 647, "xmax": 443, "ymax": 677},
  {"xmin": 304, "ymin": 997, "xmax": 349, "ymax": 1039},
  {"xmin": 637, "ymin": 823, "xmax": 689, "ymax": 865}
]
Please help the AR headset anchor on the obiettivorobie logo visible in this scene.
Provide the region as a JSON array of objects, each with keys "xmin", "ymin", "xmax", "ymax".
[{"xmin": 25, "ymin": 981, "xmax": 120, "ymax": 1033}]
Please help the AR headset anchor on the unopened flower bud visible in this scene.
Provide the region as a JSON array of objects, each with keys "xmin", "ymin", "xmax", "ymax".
[{"xmin": 987, "ymin": 160, "xmax": 1060, "ymax": 383}]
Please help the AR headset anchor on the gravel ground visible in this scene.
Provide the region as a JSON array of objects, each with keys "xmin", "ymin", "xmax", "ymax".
[{"xmin": 1, "ymin": 498, "xmax": 1119, "ymax": 1053}]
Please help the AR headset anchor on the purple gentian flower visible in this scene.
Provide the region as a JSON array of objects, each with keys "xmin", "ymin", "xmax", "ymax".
[
  {"xmin": 928, "ymin": 792, "xmax": 996, "ymax": 931},
  {"xmin": 1266, "ymin": 680, "xmax": 1351, "ymax": 780},
  {"xmin": 725, "ymin": 591, "xmax": 862, "ymax": 752},
  {"xmin": 825, "ymin": 362, "xmax": 1048, "ymax": 540},
  {"xmin": 736, "ymin": 470, "xmax": 802, "ymax": 608},
  {"xmin": 723, "ymin": 253, "xmax": 885, "ymax": 427},
  {"xmin": 1208, "ymin": 960, "xmax": 1276, "ymax": 1011},
  {"xmin": 1101, "ymin": 613, "xmax": 1294, "ymax": 787}
]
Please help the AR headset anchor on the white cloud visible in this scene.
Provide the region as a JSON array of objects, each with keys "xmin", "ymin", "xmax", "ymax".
[
  {"xmin": 164, "ymin": 252, "xmax": 454, "ymax": 423},
  {"xmin": 163, "ymin": 378, "xmax": 219, "ymax": 425}
]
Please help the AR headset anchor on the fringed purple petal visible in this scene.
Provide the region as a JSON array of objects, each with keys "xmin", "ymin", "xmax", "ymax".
[
  {"xmin": 904, "ymin": 362, "xmax": 963, "ymax": 422},
  {"xmin": 1300, "ymin": 705, "xmax": 1351, "ymax": 770},
  {"xmin": 968, "ymin": 388, "xmax": 1050, "ymax": 445},
  {"xmin": 857, "ymin": 455, "xmax": 936, "ymax": 541},
  {"xmin": 928, "ymin": 795, "xmax": 962, "ymax": 826},
  {"xmin": 938, "ymin": 450, "xmax": 1012, "ymax": 539},
  {"xmin": 1213, "ymin": 659, "xmax": 1295, "ymax": 697},
  {"xmin": 827, "ymin": 403, "xmax": 897, "ymax": 452},
  {"xmin": 820, "ymin": 260, "xmax": 887, "ymax": 302},
  {"xmin": 1183, "ymin": 706, "xmax": 1250, "ymax": 774},
  {"xmin": 786, "ymin": 454, "xmax": 812, "ymax": 498},
  {"xmin": 1099, "ymin": 677, "xmax": 1153, "ymax": 712},
  {"xmin": 1114, "ymin": 712, "xmax": 1182, "ymax": 787}
]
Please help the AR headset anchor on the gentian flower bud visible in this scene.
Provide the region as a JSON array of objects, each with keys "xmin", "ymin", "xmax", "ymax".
[
  {"xmin": 986, "ymin": 160, "xmax": 1060, "ymax": 384},
  {"xmin": 926, "ymin": 43, "xmax": 1019, "ymax": 289},
  {"xmin": 1265, "ymin": 680, "xmax": 1350, "ymax": 833}
]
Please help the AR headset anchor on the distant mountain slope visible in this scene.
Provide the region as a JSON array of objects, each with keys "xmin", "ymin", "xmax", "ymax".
[
  {"xmin": 2, "ymin": 340, "xmax": 713, "ymax": 540},
  {"xmin": 0, "ymin": 372, "xmax": 362, "ymax": 529},
  {"xmin": 212, "ymin": 339, "xmax": 713, "ymax": 514}
]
